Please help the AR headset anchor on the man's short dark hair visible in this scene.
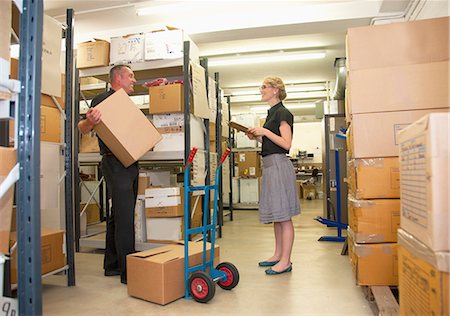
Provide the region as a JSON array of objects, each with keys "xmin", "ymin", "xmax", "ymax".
[{"xmin": 109, "ymin": 65, "xmax": 131, "ymax": 83}]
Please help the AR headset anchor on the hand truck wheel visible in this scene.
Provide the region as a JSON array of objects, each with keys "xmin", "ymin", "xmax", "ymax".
[
  {"xmin": 216, "ymin": 262, "xmax": 240, "ymax": 290},
  {"xmin": 188, "ymin": 271, "xmax": 216, "ymax": 303}
]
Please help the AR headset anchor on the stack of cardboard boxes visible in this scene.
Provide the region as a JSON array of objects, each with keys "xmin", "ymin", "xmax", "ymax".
[
  {"xmin": 346, "ymin": 16, "xmax": 449, "ymax": 286},
  {"xmin": 397, "ymin": 114, "xmax": 449, "ymax": 316}
]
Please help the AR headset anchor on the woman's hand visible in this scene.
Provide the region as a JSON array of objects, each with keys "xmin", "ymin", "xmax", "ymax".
[{"xmin": 247, "ymin": 127, "xmax": 266, "ymax": 137}]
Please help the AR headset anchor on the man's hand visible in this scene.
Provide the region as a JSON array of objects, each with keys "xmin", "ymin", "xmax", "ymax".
[{"xmin": 86, "ymin": 108, "xmax": 101, "ymax": 125}]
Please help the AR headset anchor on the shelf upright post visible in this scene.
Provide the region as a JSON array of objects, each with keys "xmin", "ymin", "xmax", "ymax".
[
  {"xmin": 73, "ymin": 67, "xmax": 81, "ymax": 252},
  {"xmin": 64, "ymin": 8, "xmax": 76, "ymax": 286},
  {"xmin": 214, "ymin": 72, "xmax": 224, "ymax": 237},
  {"xmin": 199, "ymin": 57, "xmax": 211, "ymax": 240},
  {"xmin": 16, "ymin": 0, "xmax": 44, "ymax": 313},
  {"xmin": 227, "ymin": 96, "xmax": 234, "ymax": 221},
  {"xmin": 183, "ymin": 41, "xmax": 192, "ymax": 235}
]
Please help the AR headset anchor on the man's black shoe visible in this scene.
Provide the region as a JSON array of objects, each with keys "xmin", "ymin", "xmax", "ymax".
[
  {"xmin": 104, "ymin": 269, "xmax": 121, "ymax": 277},
  {"xmin": 120, "ymin": 278, "xmax": 127, "ymax": 285}
]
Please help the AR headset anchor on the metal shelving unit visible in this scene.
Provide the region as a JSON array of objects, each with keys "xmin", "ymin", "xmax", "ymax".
[
  {"xmin": 16, "ymin": 1, "xmax": 44, "ymax": 314},
  {"xmin": 75, "ymin": 40, "xmax": 225, "ymax": 248}
]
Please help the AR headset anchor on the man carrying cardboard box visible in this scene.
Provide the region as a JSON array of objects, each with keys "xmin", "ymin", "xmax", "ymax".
[{"xmin": 78, "ymin": 65, "xmax": 137, "ymax": 284}]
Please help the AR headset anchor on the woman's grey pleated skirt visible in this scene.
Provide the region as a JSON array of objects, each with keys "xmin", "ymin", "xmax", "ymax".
[{"xmin": 259, "ymin": 154, "xmax": 300, "ymax": 224}]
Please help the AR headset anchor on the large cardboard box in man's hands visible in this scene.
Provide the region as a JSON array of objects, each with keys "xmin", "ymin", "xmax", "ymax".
[
  {"xmin": 127, "ymin": 242, "xmax": 220, "ymax": 305},
  {"xmin": 94, "ymin": 89, "xmax": 162, "ymax": 167}
]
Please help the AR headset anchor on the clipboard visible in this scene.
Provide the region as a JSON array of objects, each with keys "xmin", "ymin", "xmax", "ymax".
[{"xmin": 229, "ymin": 121, "xmax": 250, "ymax": 133}]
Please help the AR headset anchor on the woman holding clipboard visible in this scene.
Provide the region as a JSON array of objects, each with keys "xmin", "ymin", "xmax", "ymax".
[{"xmin": 246, "ymin": 76, "xmax": 300, "ymax": 275}]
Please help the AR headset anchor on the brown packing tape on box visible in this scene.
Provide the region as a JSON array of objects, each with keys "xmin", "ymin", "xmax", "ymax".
[
  {"xmin": 348, "ymin": 231, "xmax": 398, "ymax": 286},
  {"xmin": 348, "ymin": 197, "xmax": 400, "ymax": 243}
]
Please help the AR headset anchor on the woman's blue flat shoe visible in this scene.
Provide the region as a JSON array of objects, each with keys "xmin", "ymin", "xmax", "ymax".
[
  {"xmin": 265, "ymin": 265, "xmax": 292, "ymax": 275},
  {"xmin": 258, "ymin": 260, "xmax": 280, "ymax": 267}
]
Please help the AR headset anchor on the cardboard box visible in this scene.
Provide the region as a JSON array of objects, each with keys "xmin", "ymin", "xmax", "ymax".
[
  {"xmin": 41, "ymin": 74, "xmax": 66, "ymax": 109},
  {"xmin": 347, "ymin": 17, "xmax": 449, "ymax": 71},
  {"xmin": 79, "ymin": 131, "xmax": 100, "ymax": 153},
  {"xmin": 348, "ymin": 198, "xmax": 400, "ymax": 243},
  {"xmin": 144, "ymin": 29, "xmax": 183, "ymax": 60},
  {"xmin": 350, "ymin": 108, "xmax": 449, "ymax": 158},
  {"xmin": 41, "ymin": 105, "xmax": 61, "ymax": 143},
  {"xmin": 145, "ymin": 187, "xmax": 183, "ymax": 218},
  {"xmin": 146, "ymin": 217, "xmax": 183, "ymax": 241},
  {"xmin": 397, "ymin": 229, "xmax": 449, "ymax": 316},
  {"xmin": 348, "ymin": 61, "xmax": 449, "ymax": 114},
  {"xmin": 398, "ymin": 113, "xmax": 449, "ymax": 252},
  {"xmin": 93, "ymin": 89, "xmax": 162, "ymax": 168},
  {"xmin": 234, "ymin": 151, "xmax": 261, "ymax": 177},
  {"xmin": 110, "ymin": 33, "xmax": 145, "ymax": 65},
  {"xmin": 348, "ymin": 232, "xmax": 398, "ymax": 286},
  {"xmin": 153, "ymin": 114, "xmax": 204, "ymax": 152},
  {"xmin": 0, "ymin": 147, "xmax": 16, "ymax": 254},
  {"xmin": 0, "ymin": 1, "xmax": 11, "ymax": 62},
  {"xmin": 10, "ymin": 228, "xmax": 66, "ymax": 284},
  {"xmin": 80, "ymin": 203, "xmax": 100, "ymax": 224},
  {"xmin": 149, "ymin": 84, "xmax": 184, "ymax": 114},
  {"xmin": 347, "ymin": 158, "xmax": 400, "ymax": 199},
  {"xmin": 127, "ymin": 242, "xmax": 220, "ymax": 305},
  {"xmin": 11, "ymin": 59, "xmax": 65, "ymax": 109},
  {"xmin": 77, "ymin": 39, "xmax": 110, "ymax": 69},
  {"xmin": 137, "ymin": 173, "xmax": 150, "ymax": 196}
]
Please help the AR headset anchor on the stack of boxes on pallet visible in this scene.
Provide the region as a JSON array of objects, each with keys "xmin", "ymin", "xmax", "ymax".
[
  {"xmin": 397, "ymin": 114, "xmax": 449, "ymax": 315},
  {"xmin": 346, "ymin": 16, "xmax": 449, "ymax": 287}
]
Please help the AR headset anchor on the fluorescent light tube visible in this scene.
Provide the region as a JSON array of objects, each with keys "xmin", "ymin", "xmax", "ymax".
[{"xmin": 209, "ymin": 51, "xmax": 326, "ymax": 67}]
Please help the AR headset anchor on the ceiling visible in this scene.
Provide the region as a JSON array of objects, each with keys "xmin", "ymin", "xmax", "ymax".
[{"xmin": 43, "ymin": 0, "xmax": 415, "ymax": 118}]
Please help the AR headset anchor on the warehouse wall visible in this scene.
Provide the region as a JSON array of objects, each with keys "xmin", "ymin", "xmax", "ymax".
[{"xmin": 290, "ymin": 121, "xmax": 323, "ymax": 163}]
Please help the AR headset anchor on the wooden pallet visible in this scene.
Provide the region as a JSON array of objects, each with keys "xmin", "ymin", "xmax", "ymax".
[{"xmin": 362, "ymin": 286, "xmax": 399, "ymax": 316}]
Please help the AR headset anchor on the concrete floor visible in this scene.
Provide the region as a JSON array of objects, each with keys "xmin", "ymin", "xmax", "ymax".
[{"xmin": 42, "ymin": 199, "xmax": 375, "ymax": 315}]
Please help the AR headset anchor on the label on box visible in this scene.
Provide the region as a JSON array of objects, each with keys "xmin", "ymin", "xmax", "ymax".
[{"xmin": 145, "ymin": 196, "xmax": 181, "ymax": 208}]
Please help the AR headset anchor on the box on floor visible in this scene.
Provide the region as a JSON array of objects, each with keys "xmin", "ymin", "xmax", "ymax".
[
  {"xmin": 348, "ymin": 231, "xmax": 398, "ymax": 286},
  {"xmin": 398, "ymin": 113, "xmax": 449, "ymax": 252},
  {"xmin": 127, "ymin": 241, "xmax": 220, "ymax": 305},
  {"xmin": 397, "ymin": 228, "xmax": 449, "ymax": 316}
]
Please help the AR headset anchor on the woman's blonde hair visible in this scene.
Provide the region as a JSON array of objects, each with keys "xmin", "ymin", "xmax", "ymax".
[{"xmin": 264, "ymin": 76, "xmax": 287, "ymax": 100}]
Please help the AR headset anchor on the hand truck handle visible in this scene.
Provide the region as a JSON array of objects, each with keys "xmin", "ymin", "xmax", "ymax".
[
  {"xmin": 187, "ymin": 147, "xmax": 198, "ymax": 164},
  {"xmin": 219, "ymin": 148, "xmax": 231, "ymax": 165}
]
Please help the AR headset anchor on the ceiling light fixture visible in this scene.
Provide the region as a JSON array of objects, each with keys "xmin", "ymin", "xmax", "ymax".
[
  {"xmin": 230, "ymin": 84, "xmax": 326, "ymax": 97},
  {"xmin": 250, "ymin": 103, "xmax": 316, "ymax": 112},
  {"xmin": 209, "ymin": 51, "xmax": 326, "ymax": 67}
]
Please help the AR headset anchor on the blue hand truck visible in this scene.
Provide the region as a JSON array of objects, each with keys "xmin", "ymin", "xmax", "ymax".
[{"xmin": 183, "ymin": 147, "xmax": 239, "ymax": 303}]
